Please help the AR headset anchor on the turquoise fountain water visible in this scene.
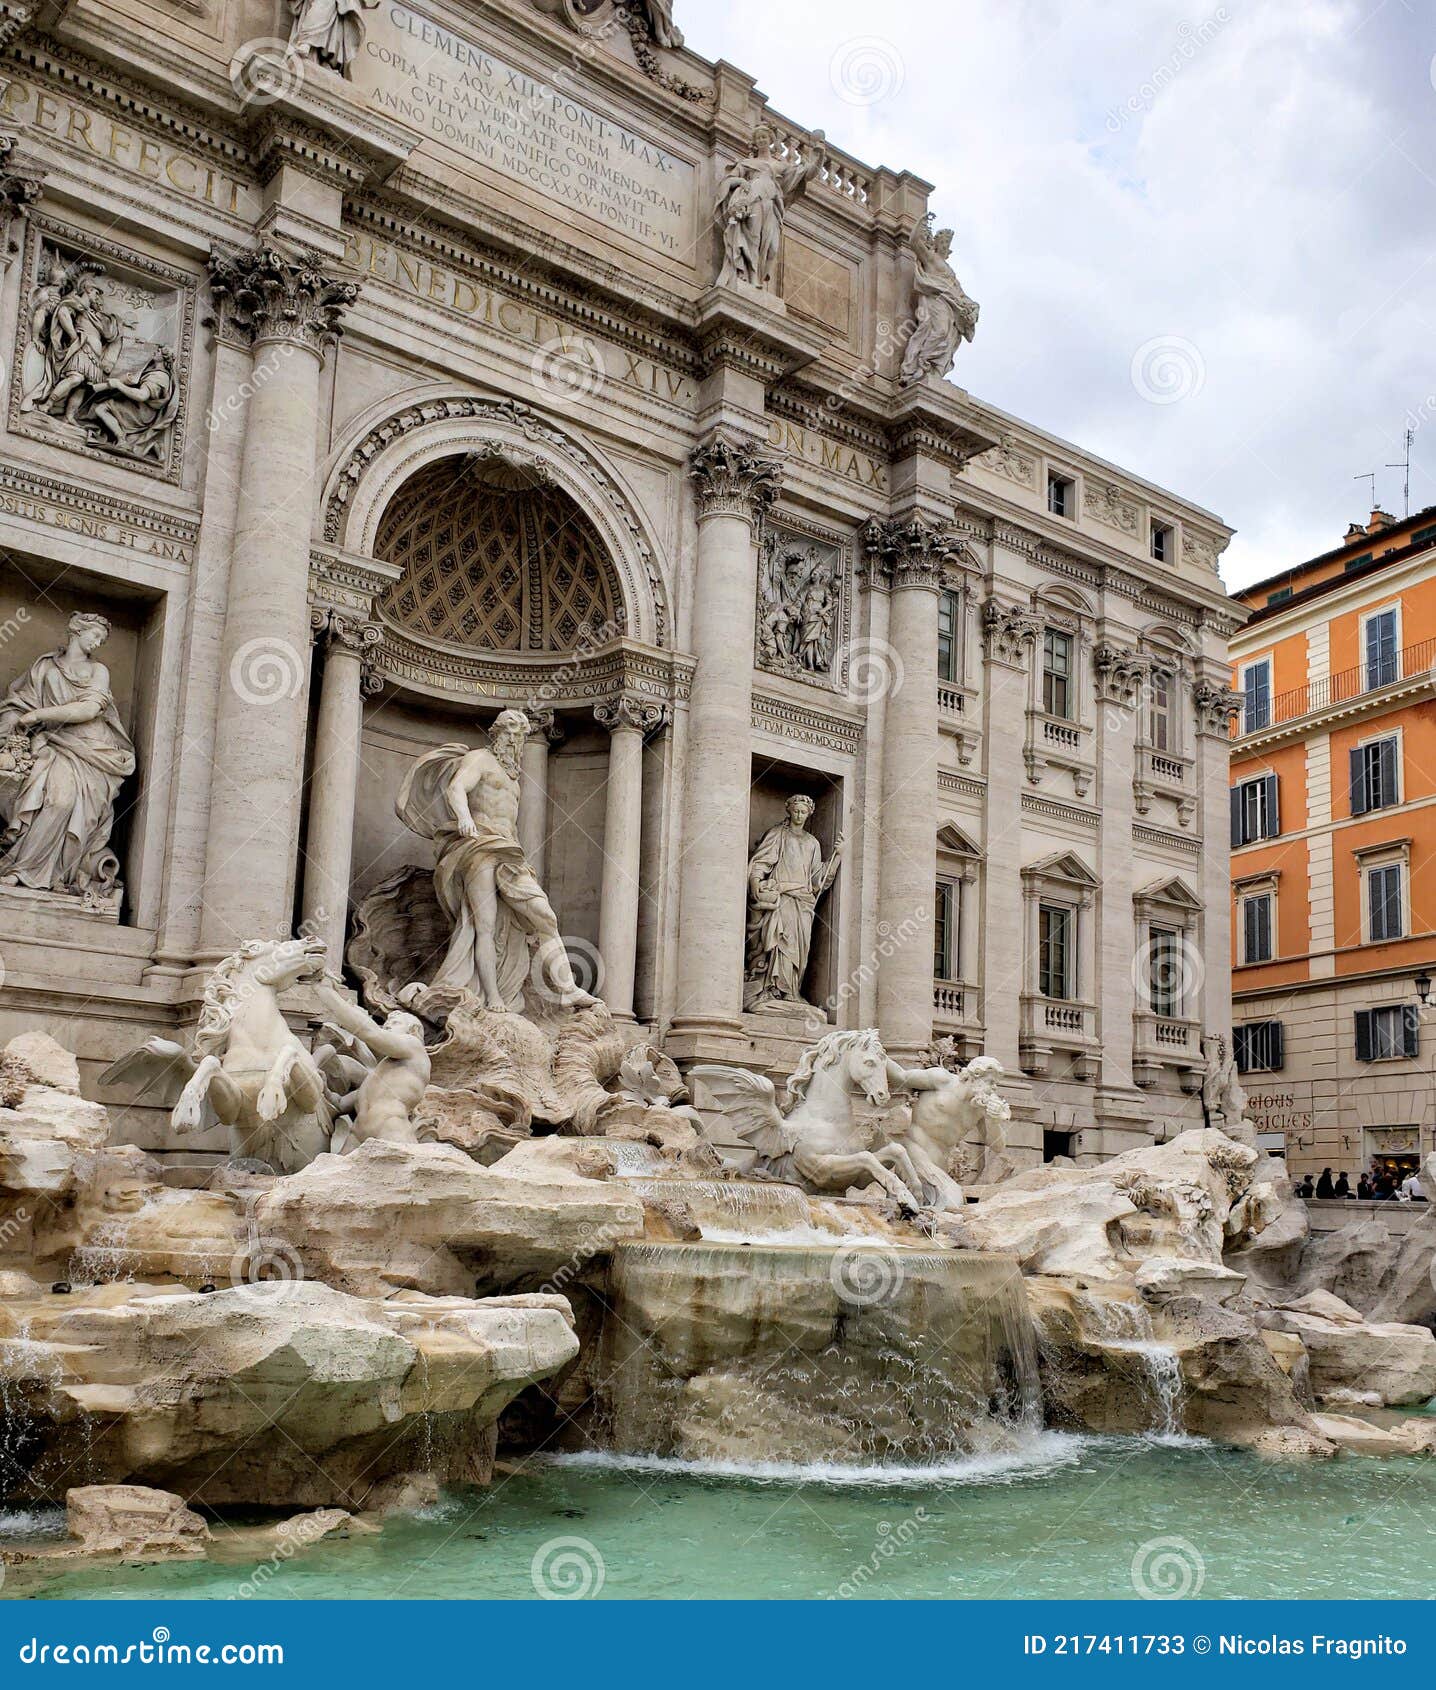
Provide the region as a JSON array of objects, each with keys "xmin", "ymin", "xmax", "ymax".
[{"xmin": 5, "ymin": 1439, "xmax": 1435, "ymax": 1600}]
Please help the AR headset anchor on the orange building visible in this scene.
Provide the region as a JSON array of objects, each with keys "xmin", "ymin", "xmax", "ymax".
[{"xmin": 1229, "ymin": 506, "xmax": 1436, "ymax": 1188}]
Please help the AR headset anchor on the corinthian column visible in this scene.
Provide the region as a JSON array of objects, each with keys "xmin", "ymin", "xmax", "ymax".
[
  {"xmin": 865, "ymin": 517, "xmax": 960, "ymax": 1061},
  {"xmin": 197, "ymin": 249, "xmax": 358, "ymax": 956},
  {"xmin": 672, "ymin": 431, "xmax": 781, "ymax": 1038},
  {"xmin": 301, "ymin": 612, "xmax": 380, "ymax": 968},
  {"xmin": 595, "ymin": 698, "xmax": 666, "ymax": 1019}
]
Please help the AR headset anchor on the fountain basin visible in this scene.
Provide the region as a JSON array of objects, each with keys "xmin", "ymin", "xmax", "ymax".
[{"xmin": 590, "ymin": 1240, "xmax": 1039, "ymax": 1466}]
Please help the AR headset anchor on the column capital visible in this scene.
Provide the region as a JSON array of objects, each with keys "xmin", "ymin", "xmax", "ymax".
[
  {"xmin": 861, "ymin": 514, "xmax": 966, "ymax": 592},
  {"xmin": 689, "ymin": 429, "xmax": 782, "ymax": 525},
  {"xmin": 595, "ymin": 696, "xmax": 670, "ymax": 735},
  {"xmin": 1192, "ymin": 679, "xmax": 1242, "ymax": 737},
  {"xmin": 208, "ymin": 246, "xmax": 359, "ymax": 355},
  {"xmin": 1092, "ymin": 642, "xmax": 1150, "ymax": 708},
  {"xmin": 0, "ymin": 134, "xmax": 42, "ymax": 259},
  {"xmin": 524, "ymin": 707, "xmax": 565, "ymax": 745},
  {"xmin": 311, "ymin": 607, "xmax": 380, "ymax": 655},
  {"xmin": 982, "ymin": 599, "xmax": 1041, "ymax": 667}
]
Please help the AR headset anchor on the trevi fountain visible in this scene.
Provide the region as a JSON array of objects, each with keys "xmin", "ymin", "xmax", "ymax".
[{"xmin": 0, "ymin": 0, "xmax": 1426, "ymax": 1604}]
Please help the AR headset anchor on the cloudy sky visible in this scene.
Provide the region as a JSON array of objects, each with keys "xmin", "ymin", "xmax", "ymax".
[{"xmin": 681, "ymin": 0, "xmax": 1436, "ymax": 590}]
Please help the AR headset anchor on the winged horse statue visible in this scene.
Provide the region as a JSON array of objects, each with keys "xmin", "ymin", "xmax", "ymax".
[
  {"xmin": 691, "ymin": 1028, "xmax": 928, "ymax": 1213},
  {"xmin": 100, "ymin": 936, "xmax": 334, "ymax": 1174}
]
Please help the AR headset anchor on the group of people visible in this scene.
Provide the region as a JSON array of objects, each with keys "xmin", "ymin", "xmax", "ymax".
[{"xmin": 1296, "ymin": 1166, "xmax": 1427, "ymax": 1202}]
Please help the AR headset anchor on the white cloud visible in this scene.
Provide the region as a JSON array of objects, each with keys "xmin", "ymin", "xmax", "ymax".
[{"xmin": 680, "ymin": 0, "xmax": 1436, "ymax": 586}]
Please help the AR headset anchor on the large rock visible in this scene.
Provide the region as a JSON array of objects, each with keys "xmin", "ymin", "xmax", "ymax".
[
  {"xmin": 254, "ymin": 1139, "xmax": 644, "ymax": 1297},
  {"xmin": 1259, "ymin": 1293, "xmax": 1436, "ymax": 1406},
  {"xmin": 0, "ymin": 1279, "xmax": 578, "ymax": 1507},
  {"xmin": 65, "ymin": 1485, "xmax": 210, "ymax": 1559},
  {"xmin": 1291, "ymin": 1219, "xmax": 1397, "ymax": 1314},
  {"xmin": 0, "ymin": 1032, "xmax": 110, "ymax": 1262},
  {"xmin": 1311, "ymin": 1412, "xmax": 1436, "ymax": 1457}
]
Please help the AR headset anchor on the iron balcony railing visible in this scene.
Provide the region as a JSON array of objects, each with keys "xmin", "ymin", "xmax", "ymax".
[{"xmin": 1236, "ymin": 634, "xmax": 1436, "ymax": 735}]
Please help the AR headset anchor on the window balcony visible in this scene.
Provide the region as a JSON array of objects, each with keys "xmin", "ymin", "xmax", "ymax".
[
  {"xmin": 937, "ymin": 682, "xmax": 979, "ymax": 764},
  {"xmin": 1134, "ymin": 745, "xmax": 1196, "ymax": 826},
  {"xmin": 1023, "ymin": 710, "xmax": 1094, "ymax": 796},
  {"xmin": 1232, "ymin": 633, "xmax": 1436, "ymax": 745},
  {"xmin": 1132, "ymin": 1010, "xmax": 1203, "ymax": 1088},
  {"xmin": 932, "ymin": 977, "xmax": 983, "ymax": 1056},
  {"xmin": 1019, "ymin": 992, "xmax": 1098, "ymax": 1079}
]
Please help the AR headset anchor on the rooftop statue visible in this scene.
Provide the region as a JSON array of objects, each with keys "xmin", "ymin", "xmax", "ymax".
[
  {"xmin": 396, "ymin": 710, "xmax": 599, "ymax": 1013},
  {"xmin": 288, "ymin": 0, "xmax": 379, "ymax": 77},
  {"xmin": 715, "ymin": 124, "xmax": 826, "ymax": 292},
  {"xmin": 898, "ymin": 216, "xmax": 980, "ymax": 387},
  {"xmin": 0, "ymin": 611, "xmax": 135, "ymax": 904}
]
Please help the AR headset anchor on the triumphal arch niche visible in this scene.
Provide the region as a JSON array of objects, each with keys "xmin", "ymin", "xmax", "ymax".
[{"xmin": 0, "ymin": 0, "xmax": 1238, "ymax": 1164}]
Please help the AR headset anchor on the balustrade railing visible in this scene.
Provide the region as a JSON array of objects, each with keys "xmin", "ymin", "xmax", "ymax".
[{"xmin": 1237, "ymin": 634, "xmax": 1436, "ymax": 735}]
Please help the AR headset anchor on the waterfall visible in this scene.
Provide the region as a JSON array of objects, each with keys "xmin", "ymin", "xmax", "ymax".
[
  {"xmin": 588, "ymin": 1239, "xmax": 1043, "ymax": 1467},
  {"xmin": 1081, "ymin": 1295, "xmax": 1185, "ymax": 1437}
]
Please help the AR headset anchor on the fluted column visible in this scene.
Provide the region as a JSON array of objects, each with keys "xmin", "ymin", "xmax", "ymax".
[
  {"xmin": 301, "ymin": 612, "xmax": 380, "ymax": 968},
  {"xmin": 866, "ymin": 518, "xmax": 961, "ymax": 1060},
  {"xmin": 672, "ymin": 431, "xmax": 780, "ymax": 1035},
  {"xmin": 197, "ymin": 249, "xmax": 358, "ymax": 955},
  {"xmin": 519, "ymin": 709, "xmax": 559, "ymax": 885},
  {"xmin": 596, "ymin": 699, "xmax": 666, "ymax": 1019}
]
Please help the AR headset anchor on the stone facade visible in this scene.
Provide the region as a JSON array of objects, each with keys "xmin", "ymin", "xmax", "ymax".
[{"xmin": 0, "ymin": 0, "xmax": 1235, "ymax": 1166}]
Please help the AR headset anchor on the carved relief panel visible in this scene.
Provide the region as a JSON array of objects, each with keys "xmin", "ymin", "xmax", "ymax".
[
  {"xmin": 754, "ymin": 520, "xmax": 850, "ymax": 693},
  {"xmin": 8, "ymin": 221, "xmax": 194, "ymax": 483}
]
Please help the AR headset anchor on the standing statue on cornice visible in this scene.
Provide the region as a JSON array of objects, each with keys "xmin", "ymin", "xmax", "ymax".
[
  {"xmin": 287, "ymin": 0, "xmax": 379, "ymax": 77},
  {"xmin": 898, "ymin": 216, "xmax": 980, "ymax": 387},
  {"xmin": 396, "ymin": 711, "xmax": 599, "ymax": 1013},
  {"xmin": 715, "ymin": 124, "xmax": 826, "ymax": 292}
]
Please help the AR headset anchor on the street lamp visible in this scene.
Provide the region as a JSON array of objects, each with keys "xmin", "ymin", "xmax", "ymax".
[{"xmin": 1417, "ymin": 968, "xmax": 1432, "ymax": 1007}]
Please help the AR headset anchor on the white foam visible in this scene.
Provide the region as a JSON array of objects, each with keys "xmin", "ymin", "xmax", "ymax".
[{"xmin": 544, "ymin": 1433, "xmax": 1093, "ymax": 1489}]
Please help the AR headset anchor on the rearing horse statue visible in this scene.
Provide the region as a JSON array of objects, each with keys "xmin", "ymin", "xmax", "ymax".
[
  {"xmin": 691, "ymin": 1028, "xmax": 926, "ymax": 1212},
  {"xmin": 100, "ymin": 936, "xmax": 333, "ymax": 1174}
]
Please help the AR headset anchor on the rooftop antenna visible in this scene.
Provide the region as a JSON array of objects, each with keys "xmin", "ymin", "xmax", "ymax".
[
  {"xmin": 1354, "ymin": 470, "xmax": 1377, "ymax": 510},
  {"xmin": 1387, "ymin": 428, "xmax": 1414, "ymax": 518}
]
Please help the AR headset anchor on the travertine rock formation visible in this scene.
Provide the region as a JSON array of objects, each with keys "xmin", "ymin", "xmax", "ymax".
[
  {"xmin": 65, "ymin": 1485, "xmax": 210, "ymax": 1559},
  {"xmin": 0, "ymin": 1280, "xmax": 578, "ymax": 1507}
]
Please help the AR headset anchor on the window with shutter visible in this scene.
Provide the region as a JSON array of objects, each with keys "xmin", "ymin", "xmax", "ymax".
[
  {"xmin": 1368, "ymin": 864, "xmax": 1404, "ymax": 942},
  {"xmin": 1350, "ymin": 746, "xmax": 1368, "ymax": 817},
  {"xmin": 1241, "ymin": 893, "xmax": 1273, "ymax": 963},
  {"xmin": 1404, "ymin": 1005, "xmax": 1421, "ymax": 1059},
  {"xmin": 1355, "ymin": 1009, "xmax": 1373, "ymax": 1061},
  {"xmin": 1365, "ymin": 608, "xmax": 1398, "ymax": 689},
  {"xmin": 1234, "ymin": 1021, "xmax": 1284, "ymax": 1073},
  {"xmin": 1262, "ymin": 771, "xmax": 1280, "ymax": 836},
  {"xmin": 1242, "ymin": 659, "xmax": 1271, "ymax": 732}
]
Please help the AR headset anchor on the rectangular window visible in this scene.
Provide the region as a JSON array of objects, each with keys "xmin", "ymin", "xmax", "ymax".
[
  {"xmin": 1355, "ymin": 1005, "xmax": 1419, "ymax": 1062},
  {"xmin": 1234, "ymin": 1021, "xmax": 1285, "ymax": 1074},
  {"xmin": 934, "ymin": 879, "xmax": 959, "ymax": 980},
  {"xmin": 1148, "ymin": 926, "xmax": 1181, "ymax": 1017},
  {"xmin": 1149, "ymin": 671, "xmax": 1173, "ymax": 751},
  {"xmin": 1241, "ymin": 892, "xmax": 1273, "ymax": 964},
  {"xmin": 1151, "ymin": 522, "xmax": 1172, "ymax": 563},
  {"xmin": 1367, "ymin": 862, "xmax": 1404, "ymax": 942},
  {"xmin": 1365, "ymin": 607, "xmax": 1398, "ymax": 689},
  {"xmin": 1241, "ymin": 658, "xmax": 1271, "ymax": 732},
  {"xmin": 1047, "ymin": 472, "xmax": 1073, "ymax": 518},
  {"xmin": 1230, "ymin": 773, "xmax": 1279, "ymax": 846},
  {"xmin": 1349, "ymin": 737, "xmax": 1399, "ymax": 815},
  {"xmin": 1038, "ymin": 903, "xmax": 1074, "ymax": 1000},
  {"xmin": 1042, "ymin": 629, "xmax": 1074, "ymax": 718},
  {"xmin": 936, "ymin": 589, "xmax": 961, "ymax": 684}
]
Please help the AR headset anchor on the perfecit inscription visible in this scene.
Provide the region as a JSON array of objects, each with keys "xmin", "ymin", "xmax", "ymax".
[{"xmin": 353, "ymin": 4, "xmax": 696, "ymax": 259}]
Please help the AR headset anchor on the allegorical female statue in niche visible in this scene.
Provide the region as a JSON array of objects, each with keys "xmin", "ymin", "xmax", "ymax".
[
  {"xmin": 0, "ymin": 612, "xmax": 135, "ymax": 900},
  {"xmin": 743, "ymin": 795, "xmax": 842, "ymax": 1012}
]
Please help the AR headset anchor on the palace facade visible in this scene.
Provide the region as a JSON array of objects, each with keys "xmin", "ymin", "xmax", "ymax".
[
  {"xmin": 1230, "ymin": 505, "xmax": 1436, "ymax": 1185},
  {"xmin": 0, "ymin": 0, "xmax": 1239, "ymax": 1167}
]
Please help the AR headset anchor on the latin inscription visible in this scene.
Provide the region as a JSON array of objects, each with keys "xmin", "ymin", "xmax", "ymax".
[
  {"xmin": 354, "ymin": 5, "xmax": 696, "ymax": 259},
  {"xmin": 343, "ymin": 231, "xmax": 694, "ymax": 404},
  {"xmin": 766, "ymin": 419, "xmax": 887, "ymax": 493}
]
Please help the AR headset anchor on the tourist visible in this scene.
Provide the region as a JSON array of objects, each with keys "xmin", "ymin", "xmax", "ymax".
[
  {"xmin": 1402, "ymin": 1169, "xmax": 1426, "ymax": 1202},
  {"xmin": 1358, "ymin": 1173, "xmax": 1373, "ymax": 1199},
  {"xmin": 1315, "ymin": 1167, "xmax": 1336, "ymax": 1199},
  {"xmin": 1296, "ymin": 1174, "xmax": 1315, "ymax": 1198},
  {"xmin": 1333, "ymin": 1172, "xmax": 1352, "ymax": 1198}
]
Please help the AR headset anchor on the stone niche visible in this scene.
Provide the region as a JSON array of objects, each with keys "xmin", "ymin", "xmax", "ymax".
[
  {"xmin": 747, "ymin": 759, "xmax": 844, "ymax": 1019},
  {"xmin": 0, "ymin": 562, "xmax": 158, "ymax": 927}
]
